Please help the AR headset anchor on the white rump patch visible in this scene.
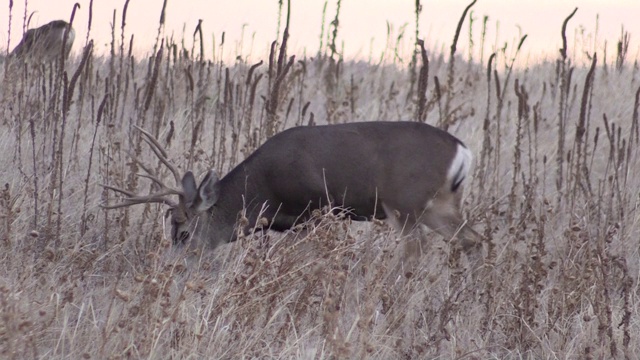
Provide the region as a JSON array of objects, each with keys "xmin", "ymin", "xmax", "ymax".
[
  {"xmin": 66, "ymin": 28, "xmax": 76, "ymax": 47},
  {"xmin": 446, "ymin": 144, "xmax": 473, "ymax": 187}
]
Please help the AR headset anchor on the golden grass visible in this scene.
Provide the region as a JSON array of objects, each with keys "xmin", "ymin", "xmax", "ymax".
[{"xmin": 0, "ymin": 3, "xmax": 639, "ymax": 359}]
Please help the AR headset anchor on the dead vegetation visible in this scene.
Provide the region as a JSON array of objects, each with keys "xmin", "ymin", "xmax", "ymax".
[{"xmin": 0, "ymin": 1, "xmax": 639, "ymax": 359}]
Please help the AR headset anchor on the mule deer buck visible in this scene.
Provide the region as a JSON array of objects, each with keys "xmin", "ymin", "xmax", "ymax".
[
  {"xmin": 103, "ymin": 121, "xmax": 484, "ymax": 270},
  {"xmin": 8, "ymin": 20, "xmax": 75, "ymax": 63}
]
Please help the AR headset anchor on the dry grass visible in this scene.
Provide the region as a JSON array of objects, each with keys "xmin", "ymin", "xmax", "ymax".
[{"xmin": 0, "ymin": 3, "xmax": 639, "ymax": 359}]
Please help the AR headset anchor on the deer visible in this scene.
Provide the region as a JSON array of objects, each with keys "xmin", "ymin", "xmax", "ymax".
[
  {"xmin": 103, "ymin": 121, "xmax": 484, "ymax": 271},
  {"xmin": 8, "ymin": 20, "xmax": 75, "ymax": 63}
]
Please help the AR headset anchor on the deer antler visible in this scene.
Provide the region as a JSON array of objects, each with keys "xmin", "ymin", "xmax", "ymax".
[
  {"xmin": 101, "ymin": 185, "xmax": 179, "ymax": 209},
  {"xmin": 101, "ymin": 126, "xmax": 183, "ymax": 209},
  {"xmin": 135, "ymin": 125, "xmax": 182, "ymax": 186}
]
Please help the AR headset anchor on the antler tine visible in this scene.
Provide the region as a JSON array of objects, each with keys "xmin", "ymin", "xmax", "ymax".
[
  {"xmin": 134, "ymin": 125, "xmax": 182, "ymax": 186},
  {"xmin": 137, "ymin": 173, "xmax": 170, "ymax": 189},
  {"xmin": 128, "ymin": 152, "xmax": 180, "ymax": 190},
  {"xmin": 101, "ymin": 184, "xmax": 136, "ymax": 197},
  {"xmin": 133, "ymin": 125, "xmax": 168, "ymax": 158},
  {"xmin": 101, "ymin": 184, "xmax": 179, "ymax": 209}
]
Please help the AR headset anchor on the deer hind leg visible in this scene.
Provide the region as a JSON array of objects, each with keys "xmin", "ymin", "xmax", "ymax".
[{"xmin": 418, "ymin": 192, "xmax": 483, "ymax": 272}]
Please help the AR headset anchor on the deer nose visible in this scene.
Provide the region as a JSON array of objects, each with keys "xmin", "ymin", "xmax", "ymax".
[
  {"xmin": 174, "ymin": 231, "xmax": 190, "ymax": 246},
  {"xmin": 171, "ymin": 225, "xmax": 190, "ymax": 246}
]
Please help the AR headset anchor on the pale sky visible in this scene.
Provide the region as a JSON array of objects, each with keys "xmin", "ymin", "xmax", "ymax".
[{"xmin": 1, "ymin": 1, "xmax": 638, "ymax": 65}]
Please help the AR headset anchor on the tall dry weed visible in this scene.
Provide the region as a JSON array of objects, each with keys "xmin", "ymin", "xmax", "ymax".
[{"xmin": 0, "ymin": 2, "xmax": 638, "ymax": 359}]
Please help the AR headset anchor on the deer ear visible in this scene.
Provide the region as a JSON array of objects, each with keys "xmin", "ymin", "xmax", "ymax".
[
  {"xmin": 181, "ymin": 171, "xmax": 198, "ymax": 207},
  {"xmin": 196, "ymin": 169, "xmax": 220, "ymax": 211}
]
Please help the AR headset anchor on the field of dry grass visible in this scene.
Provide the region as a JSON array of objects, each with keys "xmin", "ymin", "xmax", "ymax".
[{"xmin": 0, "ymin": 2, "xmax": 639, "ymax": 359}]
